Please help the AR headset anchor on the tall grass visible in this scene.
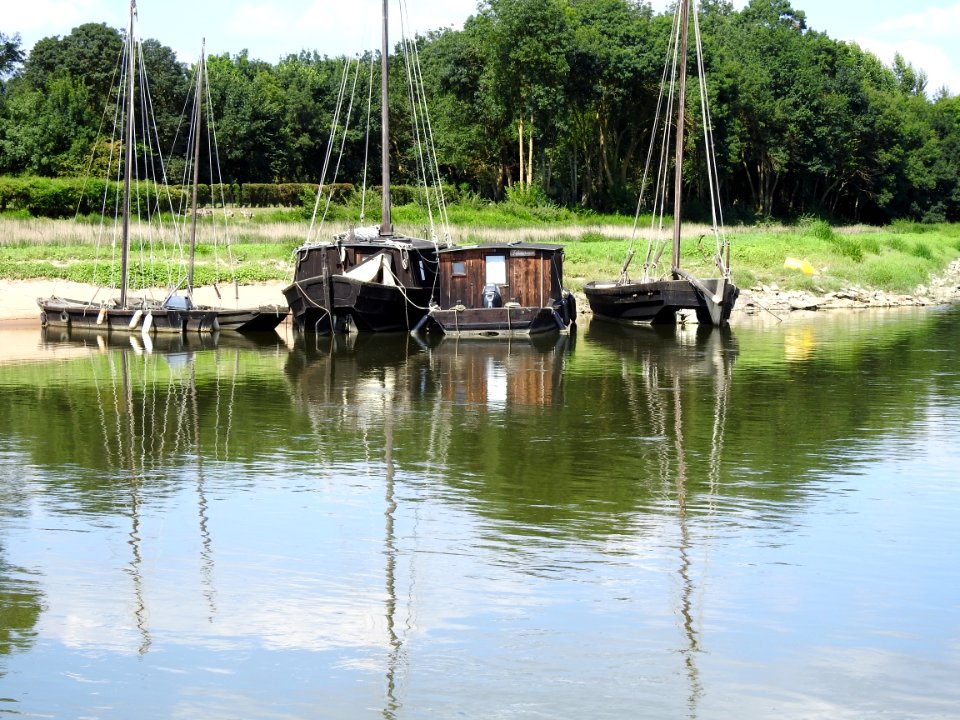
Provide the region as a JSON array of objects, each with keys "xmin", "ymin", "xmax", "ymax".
[{"xmin": 2, "ymin": 209, "xmax": 960, "ymax": 295}]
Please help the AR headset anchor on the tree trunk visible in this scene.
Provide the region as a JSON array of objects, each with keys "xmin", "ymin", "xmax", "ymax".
[
  {"xmin": 526, "ymin": 115, "xmax": 534, "ymax": 189},
  {"xmin": 518, "ymin": 117, "xmax": 525, "ymax": 191},
  {"xmin": 741, "ymin": 157, "xmax": 758, "ymax": 214}
]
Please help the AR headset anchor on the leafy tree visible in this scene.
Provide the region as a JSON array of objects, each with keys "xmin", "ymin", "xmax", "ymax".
[
  {"xmin": 419, "ymin": 20, "xmax": 514, "ymax": 198},
  {"xmin": 204, "ymin": 51, "xmax": 287, "ymax": 182},
  {"xmin": 19, "ymin": 23, "xmax": 123, "ymax": 103},
  {"xmin": 272, "ymin": 51, "xmax": 356, "ymax": 183},
  {"xmin": 1, "ymin": 0, "xmax": 958, "ymax": 225},
  {"xmin": 0, "ymin": 31, "xmax": 25, "ymax": 79},
  {"xmin": 563, "ymin": 0, "xmax": 660, "ymax": 210},
  {"xmin": 481, "ymin": 0, "xmax": 573, "ymax": 193},
  {"xmin": 0, "ymin": 71, "xmax": 96, "ymax": 176}
]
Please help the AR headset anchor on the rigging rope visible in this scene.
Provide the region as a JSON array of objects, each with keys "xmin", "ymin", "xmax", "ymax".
[
  {"xmin": 305, "ymin": 55, "xmax": 355, "ymax": 247},
  {"xmin": 360, "ymin": 54, "xmax": 376, "ymax": 222},
  {"xmin": 692, "ymin": 2, "xmax": 731, "ymax": 277}
]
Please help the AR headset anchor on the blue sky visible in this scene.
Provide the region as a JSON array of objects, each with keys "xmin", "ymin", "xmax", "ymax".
[{"xmin": 7, "ymin": 0, "xmax": 960, "ymax": 94}]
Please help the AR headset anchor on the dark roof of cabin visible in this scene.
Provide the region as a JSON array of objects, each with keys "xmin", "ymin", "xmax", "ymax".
[
  {"xmin": 437, "ymin": 242, "xmax": 565, "ymax": 254},
  {"xmin": 294, "ymin": 228, "xmax": 442, "ymax": 253}
]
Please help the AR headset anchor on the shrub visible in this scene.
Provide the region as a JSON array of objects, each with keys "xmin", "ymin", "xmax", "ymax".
[
  {"xmin": 912, "ymin": 241, "xmax": 933, "ymax": 260},
  {"xmin": 830, "ymin": 235, "xmax": 863, "ymax": 262}
]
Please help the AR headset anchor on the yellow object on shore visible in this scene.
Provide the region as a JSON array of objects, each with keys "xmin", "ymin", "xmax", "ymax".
[{"xmin": 784, "ymin": 257, "xmax": 817, "ymax": 275}]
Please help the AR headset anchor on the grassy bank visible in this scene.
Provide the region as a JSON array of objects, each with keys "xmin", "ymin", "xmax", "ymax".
[{"xmin": 2, "ymin": 208, "xmax": 959, "ymax": 294}]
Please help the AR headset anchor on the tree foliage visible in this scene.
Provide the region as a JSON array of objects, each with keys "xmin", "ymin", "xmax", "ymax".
[{"xmin": 2, "ymin": 0, "xmax": 960, "ymax": 224}]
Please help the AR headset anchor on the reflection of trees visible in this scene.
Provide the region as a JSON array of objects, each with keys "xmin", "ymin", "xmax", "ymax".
[
  {"xmin": 0, "ymin": 560, "xmax": 43, "ymax": 663},
  {"xmin": 0, "ymin": 338, "xmax": 290, "ymax": 666},
  {"xmin": 0, "ymin": 340, "xmax": 290, "ymax": 515},
  {"xmin": 0, "ymin": 447, "xmax": 45, "ymax": 672}
]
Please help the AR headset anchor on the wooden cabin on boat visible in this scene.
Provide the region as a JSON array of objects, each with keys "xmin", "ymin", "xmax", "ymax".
[{"xmin": 418, "ymin": 243, "xmax": 576, "ymax": 337}]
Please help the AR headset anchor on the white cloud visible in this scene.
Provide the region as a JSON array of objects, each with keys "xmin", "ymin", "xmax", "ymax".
[
  {"xmin": 871, "ymin": 4, "xmax": 960, "ymax": 37},
  {"xmin": 222, "ymin": 3, "xmax": 298, "ymax": 58},
  {"xmin": 854, "ymin": 38, "xmax": 959, "ymax": 95},
  {"xmin": 8, "ymin": 0, "xmax": 113, "ymax": 50}
]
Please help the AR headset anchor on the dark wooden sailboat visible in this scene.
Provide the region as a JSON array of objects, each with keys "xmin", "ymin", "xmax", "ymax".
[
  {"xmin": 37, "ymin": 3, "xmax": 281, "ymax": 335},
  {"xmin": 415, "ymin": 242, "xmax": 576, "ymax": 337},
  {"xmin": 283, "ymin": 0, "xmax": 441, "ymax": 334},
  {"xmin": 583, "ymin": 0, "xmax": 738, "ymax": 328},
  {"xmin": 37, "ymin": 1, "xmax": 219, "ymax": 335}
]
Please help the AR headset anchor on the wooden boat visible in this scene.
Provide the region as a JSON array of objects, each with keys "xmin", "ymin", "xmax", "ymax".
[
  {"xmin": 415, "ymin": 242, "xmax": 576, "ymax": 337},
  {"xmin": 38, "ymin": 3, "xmax": 286, "ymax": 335},
  {"xmin": 583, "ymin": 0, "xmax": 738, "ymax": 328},
  {"xmin": 283, "ymin": 0, "xmax": 441, "ymax": 334},
  {"xmin": 284, "ymin": 227, "xmax": 439, "ymax": 334}
]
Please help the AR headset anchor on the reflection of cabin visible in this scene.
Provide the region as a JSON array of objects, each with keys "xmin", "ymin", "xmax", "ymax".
[
  {"xmin": 436, "ymin": 244, "xmax": 565, "ymax": 310},
  {"xmin": 440, "ymin": 350, "xmax": 558, "ymax": 407}
]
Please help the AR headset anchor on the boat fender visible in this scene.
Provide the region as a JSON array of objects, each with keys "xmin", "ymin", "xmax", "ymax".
[
  {"xmin": 40, "ymin": 311, "xmax": 48, "ymax": 327},
  {"xmin": 59, "ymin": 311, "xmax": 69, "ymax": 324},
  {"xmin": 96, "ymin": 307, "xmax": 107, "ymax": 325},
  {"xmin": 129, "ymin": 309, "xmax": 143, "ymax": 329},
  {"xmin": 565, "ymin": 293, "xmax": 577, "ymax": 326},
  {"xmin": 411, "ymin": 314, "xmax": 431, "ymax": 335},
  {"xmin": 141, "ymin": 312, "xmax": 153, "ymax": 334},
  {"xmin": 552, "ymin": 310, "xmax": 565, "ymax": 330}
]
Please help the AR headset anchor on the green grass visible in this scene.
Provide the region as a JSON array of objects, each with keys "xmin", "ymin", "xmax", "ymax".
[{"xmin": 2, "ymin": 208, "xmax": 960, "ymax": 296}]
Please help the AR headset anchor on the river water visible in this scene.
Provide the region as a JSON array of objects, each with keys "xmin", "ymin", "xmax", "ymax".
[{"xmin": 0, "ymin": 308, "xmax": 958, "ymax": 719}]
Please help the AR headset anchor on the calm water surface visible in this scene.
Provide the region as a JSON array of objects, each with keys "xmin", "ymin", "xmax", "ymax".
[{"xmin": 1, "ymin": 308, "xmax": 958, "ymax": 719}]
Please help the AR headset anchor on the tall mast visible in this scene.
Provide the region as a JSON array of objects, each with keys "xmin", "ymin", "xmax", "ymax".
[
  {"xmin": 187, "ymin": 41, "xmax": 205, "ymax": 295},
  {"xmin": 671, "ymin": 0, "xmax": 690, "ymax": 274},
  {"xmin": 120, "ymin": 0, "xmax": 137, "ymax": 307},
  {"xmin": 380, "ymin": 0, "xmax": 393, "ymax": 236}
]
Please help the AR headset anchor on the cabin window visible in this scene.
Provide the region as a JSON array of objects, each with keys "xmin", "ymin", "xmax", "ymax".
[
  {"xmin": 452, "ymin": 260, "xmax": 466, "ymax": 277},
  {"xmin": 485, "ymin": 255, "xmax": 506, "ymax": 285}
]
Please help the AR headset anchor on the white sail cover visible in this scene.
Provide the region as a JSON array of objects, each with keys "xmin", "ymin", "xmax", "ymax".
[{"xmin": 343, "ymin": 253, "xmax": 395, "ymax": 286}]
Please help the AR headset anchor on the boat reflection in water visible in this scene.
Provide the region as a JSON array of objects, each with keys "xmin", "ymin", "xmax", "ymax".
[
  {"xmin": 3, "ymin": 329, "xmax": 291, "ymax": 666},
  {"xmin": 282, "ymin": 329, "xmax": 576, "ymax": 714},
  {"xmin": 40, "ymin": 324, "xmax": 288, "ymax": 356},
  {"xmin": 428, "ymin": 332, "xmax": 573, "ymax": 411},
  {"xmin": 585, "ymin": 319, "xmax": 738, "ymax": 716}
]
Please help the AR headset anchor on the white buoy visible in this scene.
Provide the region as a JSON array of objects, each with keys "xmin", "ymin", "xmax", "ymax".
[
  {"xmin": 96, "ymin": 308, "xmax": 106, "ymax": 325},
  {"xmin": 141, "ymin": 312, "xmax": 154, "ymax": 334},
  {"xmin": 128, "ymin": 309, "xmax": 143, "ymax": 329}
]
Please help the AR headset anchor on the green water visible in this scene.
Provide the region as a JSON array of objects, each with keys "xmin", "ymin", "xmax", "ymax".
[{"xmin": 1, "ymin": 308, "xmax": 958, "ymax": 719}]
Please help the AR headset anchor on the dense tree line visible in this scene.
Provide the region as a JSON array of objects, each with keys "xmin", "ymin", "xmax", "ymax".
[{"xmin": 2, "ymin": 0, "xmax": 959, "ymax": 223}]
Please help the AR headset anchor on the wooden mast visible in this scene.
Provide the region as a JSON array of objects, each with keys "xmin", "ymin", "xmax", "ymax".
[
  {"xmin": 120, "ymin": 0, "xmax": 137, "ymax": 308},
  {"xmin": 187, "ymin": 41, "xmax": 205, "ymax": 296},
  {"xmin": 380, "ymin": 0, "xmax": 393, "ymax": 237},
  {"xmin": 671, "ymin": 0, "xmax": 690, "ymax": 276}
]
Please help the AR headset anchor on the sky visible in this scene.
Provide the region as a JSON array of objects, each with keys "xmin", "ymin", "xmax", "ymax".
[{"xmin": 6, "ymin": 0, "xmax": 960, "ymax": 95}]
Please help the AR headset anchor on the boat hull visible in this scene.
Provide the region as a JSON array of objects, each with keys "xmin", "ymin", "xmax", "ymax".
[
  {"xmin": 283, "ymin": 275, "xmax": 431, "ymax": 334},
  {"xmin": 423, "ymin": 304, "xmax": 570, "ymax": 337},
  {"xmin": 196, "ymin": 305, "xmax": 289, "ymax": 333},
  {"xmin": 40, "ymin": 298, "xmax": 288, "ymax": 335},
  {"xmin": 583, "ymin": 277, "xmax": 739, "ymax": 327},
  {"xmin": 37, "ymin": 298, "xmax": 217, "ymax": 335}
]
